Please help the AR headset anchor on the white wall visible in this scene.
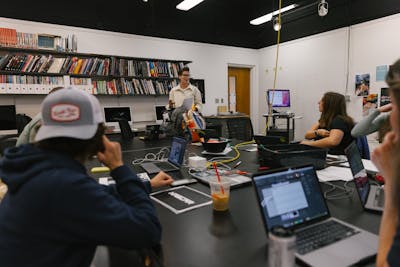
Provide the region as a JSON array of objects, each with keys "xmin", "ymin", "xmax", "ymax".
[
  {"xmin": 0, "ymin": 17, "xmax": 259, "ymax": 128},
  {"xmin": 257, "ymin": 29, "xmax": 349, "ymax": 140}
]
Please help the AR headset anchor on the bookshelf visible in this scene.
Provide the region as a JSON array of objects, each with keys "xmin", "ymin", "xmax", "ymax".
[{"xmin": 0, "ymin": 46, "xmax": 195, "ymax": 96}]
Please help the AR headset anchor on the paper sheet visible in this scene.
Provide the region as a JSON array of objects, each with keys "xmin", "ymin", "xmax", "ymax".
[
  {"xmin": 316, "ymin": 166, "xmax": 353, "ymax": 182},
  {"xmin": 339, "ymin": 159, "xmax": 379, "ymax": 173}
]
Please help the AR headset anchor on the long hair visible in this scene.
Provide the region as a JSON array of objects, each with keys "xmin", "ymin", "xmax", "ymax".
[
  {"xmin": 386, "ymin": 59, "xmax": 400, "ymax": 205},
  {"xmin": 319, "ymin": 92, "xmax": 354, "ymax": 129}
]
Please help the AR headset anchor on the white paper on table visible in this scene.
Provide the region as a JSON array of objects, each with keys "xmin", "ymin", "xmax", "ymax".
[{"xmin": 316, "ymin": 166, "xmax": 353, "ymax": 182}]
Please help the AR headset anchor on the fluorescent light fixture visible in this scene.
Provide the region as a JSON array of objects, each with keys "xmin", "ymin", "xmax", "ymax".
[
  {"xmin": 176, "ymin": 0, "xmax": 205, "ymax": 11},
  {"xmin": 250, "ymin": 4, "xmax": 297, "ymax": 25}
]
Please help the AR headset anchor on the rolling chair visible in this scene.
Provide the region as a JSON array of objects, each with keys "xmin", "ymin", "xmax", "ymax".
[{"xmin": 226, "ymin": 117, "xmax": 254, "ymax": 141}]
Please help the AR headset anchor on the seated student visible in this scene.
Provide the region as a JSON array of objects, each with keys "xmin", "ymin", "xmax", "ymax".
[
  {"xmin": 0, "ymin": 87, "xmax": 173, "ymax": 267},
  {"xmin": 371, "ymin": 59, "xmax": 400, "ymax": 267},
  {"xmin": 16, "ymin": 86, "xmax": 64, "ymax": 146},
  {"xmin": 301, "ymin": 92, "xmax": 354, "ymax": 155},
  {"xmin": 351, "ymin": 103, "xmax": 392, "ymax": 140}
]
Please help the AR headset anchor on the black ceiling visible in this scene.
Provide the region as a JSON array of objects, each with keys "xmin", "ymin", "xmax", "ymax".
[{"xmin": 1, "ymin": 0, "xmax": 399, "ymax": 49}]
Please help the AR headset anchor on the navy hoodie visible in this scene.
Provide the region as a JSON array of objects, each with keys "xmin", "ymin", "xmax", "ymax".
[{"xmin": 0, "ymin": 144, "xmax": 161, "ymax": 267}]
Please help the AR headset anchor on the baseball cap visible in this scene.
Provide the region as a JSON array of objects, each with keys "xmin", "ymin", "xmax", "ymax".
[{"xmin": 35, "ymin": 87, "xmax": 104, "ymax": 141}]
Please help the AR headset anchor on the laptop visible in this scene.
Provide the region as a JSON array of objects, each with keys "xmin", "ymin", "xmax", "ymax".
[
  {"xmin": 140, "ymin": 137, "xmax": 187, "ymax": 175},
  {"xmin": 252, "ymin": 165, "xmax": 378, "ymax": 267},
  {"xmin": 345, "ymin": 142, "xmax": 384, "ymax": 212}
]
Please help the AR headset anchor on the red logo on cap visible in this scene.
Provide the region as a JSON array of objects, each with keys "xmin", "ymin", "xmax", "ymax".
[{"xmin": 50, "ymin": 103, "xmax": 80, "ymax": 122}]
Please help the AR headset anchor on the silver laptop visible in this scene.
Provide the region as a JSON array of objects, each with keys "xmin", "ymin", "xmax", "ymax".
[
  {"xmin": 345, "ymin": 142, "xmax": 384, "ymax": 212},
  {"xmin": 140, "ymin": 137, "xmax": 187, "ymax": 174},
  {"xmin": 252, "ymin": 165, "xmax": 378, "ymax": 267}
]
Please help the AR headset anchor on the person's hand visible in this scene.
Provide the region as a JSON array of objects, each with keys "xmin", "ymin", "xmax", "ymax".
[
  {"xmin": 96, "ymin": 136, "xmax": 123, "ymax": 171},
  {"xmin": 300, "ymin": 140, "xmax": 312, "ymax": 145},
  {"xmin": 378, "ymin": 103, "xmax": 392, "ymax": 113},
  {"xmin": 150, "ymin": 172, "xmax": 174, "ymax": 188},
  {"xmin": 371, "ymin": 131, "xmax": 397, "ymax": 187},
  {"xmin": 168, "ymin": 100, "xmax": 175, "ymax": 109},
  {"xmin": 317, "ymin": 129, "xmax": 330, "ymax": 137}
]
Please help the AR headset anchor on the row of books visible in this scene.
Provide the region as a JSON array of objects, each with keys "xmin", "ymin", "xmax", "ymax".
[
  {"xmin": 0, "ymin": 28, "xmax": 17, "ymax": 47},
  {"xmin": 109, "ymin": 58, "xmax": 185, "ymax": 77},
  {"xmin": 0, "ymin": 28, "xmax": 39, "ymax": 49},
  {"xmin": 0, "ymin": 75, "xmax": 64, "ymax": 85},
  {"xmin": 0, "ymin": 54, "xmax": 187, "ymax": 78},
  {"xmin": 93, "ymin": 78, "xmax": 179, "ymax": 95}
]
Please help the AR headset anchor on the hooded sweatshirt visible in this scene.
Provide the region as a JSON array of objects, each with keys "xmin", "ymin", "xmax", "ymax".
[{"xmin": 0, "ymin": 144, "xmax": 161, "ymax": 267}]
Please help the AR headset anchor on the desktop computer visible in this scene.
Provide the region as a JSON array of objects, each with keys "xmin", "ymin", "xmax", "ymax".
[
  {"xmin": 103, "ymin": 106, "xmax": 133, "ymax": 133},
  {"xmin": 0, "ymin": 105, "xmax": 18, "ymax": 135}
]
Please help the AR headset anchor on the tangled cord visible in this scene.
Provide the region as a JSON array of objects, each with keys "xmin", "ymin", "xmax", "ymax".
[
  {"xmin": 131, "ymin": 147, "xmax": 170, "ymax": 165},
  {"xmin": 321, "ymin": 180, "xmax": 355, "ymax": 200}
]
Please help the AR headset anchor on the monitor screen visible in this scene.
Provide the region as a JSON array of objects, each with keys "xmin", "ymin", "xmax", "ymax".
[
  {"xmin": 104, "ymin": 107, "xmax": 132, "ymax": 122},
  {"xmin": 267, "ymin": 90, "xmax": 291, "ymax": 107},
  {"xmin": 155, "ymin": 105, "xmax": 166, "ymax": 121},
  {"xmin": 0, "ymin": 105, "xmax": 17, "ymax": 130}
]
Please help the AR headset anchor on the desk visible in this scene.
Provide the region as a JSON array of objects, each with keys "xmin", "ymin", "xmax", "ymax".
[{"xmin": 90, "ymin": 137, "xmax": 381, "ymax": 267}]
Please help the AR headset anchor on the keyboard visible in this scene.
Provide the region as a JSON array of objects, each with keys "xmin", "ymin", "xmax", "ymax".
[
  {"xmin": 375, "ymin": 189, "xmax": 385, "ymax": 207},
  {"xmin": 155, "ymin": 161, "xmax": 177, "ymax": 170},
  {"xmin": 296, "ymin": 220, "xmax": 358, "ymax": 255}
]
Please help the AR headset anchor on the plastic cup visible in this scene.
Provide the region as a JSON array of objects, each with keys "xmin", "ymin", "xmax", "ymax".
[{"xmin": 209, "ymin": 177, "xmax": 231, "ymax": 211}]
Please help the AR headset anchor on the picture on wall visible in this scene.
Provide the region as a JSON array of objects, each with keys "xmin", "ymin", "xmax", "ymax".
[
  {"xmin": 363, "ymin": 93, "xmax": 378, "ymax": 116},
  {"xmin": 380, "ymin": 87, "xmax": 391, "ymax": 106},
  {"xmin": 355, "ymin": 74, "xmax": 370, "ymax": 96}
]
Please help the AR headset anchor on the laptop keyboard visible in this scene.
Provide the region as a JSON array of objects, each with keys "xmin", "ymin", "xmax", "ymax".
[
  {"xmin": 375, "ymin": 189, "xmax": 385, "ymax": 207},
  {"xmin": 155, "ymin": 161, "xmax": 176, "ymax": 170},
  {"xmin": 296, "ymin": 220, "xmax": 358, "ymax": 255}
]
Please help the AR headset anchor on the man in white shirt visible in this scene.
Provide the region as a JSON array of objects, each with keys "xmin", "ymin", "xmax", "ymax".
[{"xmin": 167, "ymin": 67, "xmax": 203, "ymax": 112}]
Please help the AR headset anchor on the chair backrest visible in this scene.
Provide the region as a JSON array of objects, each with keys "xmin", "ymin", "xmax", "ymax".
[
  {"xmin": 356, "ymin": 135, "xmax": 370, "ymax": 160},
  {"xmin": 226, "ymin": 117, "xmax": 254, "ymax": 141},
  {"xmin": 117, "ymin": 119, "xmax": 134, "ymax": 140}
]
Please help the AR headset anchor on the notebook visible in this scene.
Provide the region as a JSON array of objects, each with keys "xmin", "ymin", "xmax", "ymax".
[
  {"xmin": 252, "ymin": 165, "xmax": 378, "ymax": 267},
  {"xmin": 345, "ymin": 142, "xmax": 384, "ymax": 212},
  {"xmin": 140, "ymin": 137, "xmax": 187, "ymax": 174}
]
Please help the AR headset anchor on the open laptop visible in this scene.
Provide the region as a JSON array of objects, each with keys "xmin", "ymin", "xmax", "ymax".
[
  {"xmin": 140, "ymin": 137, "xmax": 187, "ymax": 174},
  {"xmin": 345, "ymin": 142, "xmax": 384, "ymax": 212},
  {"xmin": 252, "ymin": 165, "xmax": 378, "ymax": 267}
]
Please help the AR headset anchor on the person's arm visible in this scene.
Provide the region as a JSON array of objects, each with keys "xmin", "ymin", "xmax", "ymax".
[
  {"xmin": 304, "ymin": 123, "xmax": 329, "ymax": 140},
  {"xmin": 167, "ymin": 89, "xmax": 176, "ymax": 110},
  {"xmin": 301, "ymin": 129, "xmax": 343, "ymax": 148},
  {"xmin": 352, "ymin": 104, "xmax": 392, "ymax": 137},
  {"xmin": 371, "ymin": 132, "xmax": 399, "ymax": 267},
  {"xmin": 52, "ymin": 136, "xmax": 162, "ymax": 249},
  {"xmin": 193, "ymin": 87, "xmax": 203, "ymax": 112}
]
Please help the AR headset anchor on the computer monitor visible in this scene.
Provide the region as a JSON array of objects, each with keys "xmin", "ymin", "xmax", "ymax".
[
  {"xmin": 103, "ymin": 107, "xmax": 132, "ymax": 131},
  {"xmin": 0, "ymin": 105, "xmax": 17, "ymax": 135},
  {"xmin": 155, "ymin": 105, "xmax": 166, "ymax": 123},
  {"xmin": 267, "ymin": 89, "xmax": 291, "ymax": 108}
]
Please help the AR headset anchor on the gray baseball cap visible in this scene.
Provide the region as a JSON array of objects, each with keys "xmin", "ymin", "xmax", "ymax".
[{"xmin": 35, "ymin": 87, "xmax": 104, "ymax": 141}]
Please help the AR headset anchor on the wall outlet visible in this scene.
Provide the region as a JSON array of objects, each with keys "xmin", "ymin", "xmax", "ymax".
[
  {"xmin": 215, "ymin": 98, "xmax": 219, "ymax": 104},
  {"xmin": 221, "ymin": 98, "xmax": 224, "ymax": 103},
  {"xmin": 345, "ymin": 95, "xmax": 351, "ymax": 102}
]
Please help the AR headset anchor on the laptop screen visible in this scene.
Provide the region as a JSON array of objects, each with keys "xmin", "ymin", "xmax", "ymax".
[
  {"xmin": 253, "ymin": 165, "xmax": 329, "ymax": 231},
  {"xmin": 168, "ymin": 137, "xmax": 187, "ymax": 166},
  {"xmin": 345, "ymin": 142, "xmax": 369, "ymax": 205}
]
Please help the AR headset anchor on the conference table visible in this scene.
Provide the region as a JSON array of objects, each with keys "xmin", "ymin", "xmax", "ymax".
[{"xmin": 89, "ymin": 136, "xmax": 382, "ymax": 267}]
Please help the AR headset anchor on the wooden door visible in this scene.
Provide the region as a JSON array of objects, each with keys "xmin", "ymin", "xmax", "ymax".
[{"xmin": 228, "ymin": 67, "xmax": 250, "ymax": 115}]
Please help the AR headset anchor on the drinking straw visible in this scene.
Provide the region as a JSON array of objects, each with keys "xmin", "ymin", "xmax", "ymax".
[{"xmin": 213, "ymin": 162, "xmax": 225, "ymax": 195}]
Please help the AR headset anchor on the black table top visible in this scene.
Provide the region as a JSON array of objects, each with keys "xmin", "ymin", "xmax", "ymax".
[{"xmin": 89, "ymin": 136, "xmax": 381, "ymax": 267}]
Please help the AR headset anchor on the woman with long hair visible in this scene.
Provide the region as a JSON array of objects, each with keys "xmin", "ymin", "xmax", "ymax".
[
  {"xmin": 372, "ymin": 59, "xmax": 400, "ymax": 267},
  {"xmin": 301, "ymin": 91, "xmax": 355, "ymax": 154}
]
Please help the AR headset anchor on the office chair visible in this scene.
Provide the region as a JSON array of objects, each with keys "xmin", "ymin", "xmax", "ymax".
[
  {"xmin": 116, "ymin": 119, "xmax": 134, "ymax": 140},
  {"xmin": 226, "ymin": 117, "xmax": 254, "ymax": 141}
]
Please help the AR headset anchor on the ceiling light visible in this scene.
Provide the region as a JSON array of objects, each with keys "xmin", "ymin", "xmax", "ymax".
[
  {"xmin": 250, "ymin": 4, "xmax": 297, "ymax": 25},
  {"xmin": 176, "ymin": 0, "xmax": 205, "ymax": 11},
  {"xmin": 273, "ymin": 17, "xmax": 281, "ymax": 31},
  {"xmin": 318, "ymin": 0, "xmax": 328, "ymax": 17}
]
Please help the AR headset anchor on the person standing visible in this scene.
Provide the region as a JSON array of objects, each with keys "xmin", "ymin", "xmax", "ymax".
[{"xmin": 167, "ymin": 67, "xmax": 202, "ymax": 112}]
